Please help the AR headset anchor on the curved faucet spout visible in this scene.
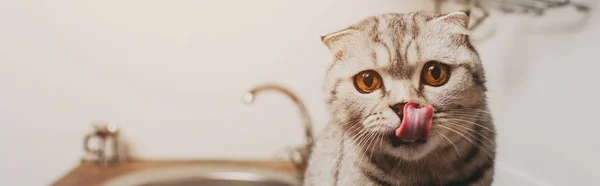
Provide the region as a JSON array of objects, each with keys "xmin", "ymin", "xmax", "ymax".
[
  {"xmin": 243, "ymin": 84, "xmax": 314, "ymax": 147},
  {"xmin": 243, "ymin": 83, "xmax": 314, "ymax": 175}
]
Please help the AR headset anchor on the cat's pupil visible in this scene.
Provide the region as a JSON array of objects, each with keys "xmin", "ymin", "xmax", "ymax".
[
  {"xmin": 363, "ymin": 73, "xmax": 373, "ymax": 87},
  {"xmin": 430, "ymin": 66, "xmax": 441, "ymax": 80}
]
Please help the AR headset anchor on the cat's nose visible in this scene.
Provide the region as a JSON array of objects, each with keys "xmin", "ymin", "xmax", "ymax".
[{"xmin": 390, "ymin": 103, "xmax": 406, "ymax": 116}]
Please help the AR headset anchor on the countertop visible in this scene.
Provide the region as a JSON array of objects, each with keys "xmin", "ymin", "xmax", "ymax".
[{"xmin": 51, "ymin": 159, "xmax": 298, "ymax": 186}]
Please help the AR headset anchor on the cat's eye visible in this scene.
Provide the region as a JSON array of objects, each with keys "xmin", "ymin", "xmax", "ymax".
[
  {"xmin": 421, "ymin": 61, "xmax": 450, "ymax": 87},
  {"xmin": 353, "ymin": 70, "xmax": 383, "ymax": 94}
]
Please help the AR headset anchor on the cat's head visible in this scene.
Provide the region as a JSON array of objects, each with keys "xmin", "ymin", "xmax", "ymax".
[{"xmin": 322, "ymin": 11, "xmax": 488, "ymax": 160}]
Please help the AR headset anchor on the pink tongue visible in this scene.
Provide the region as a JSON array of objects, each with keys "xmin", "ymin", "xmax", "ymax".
[{"xmin": 394, "ymin": 102, "xmax": 434, "ymax": 142}]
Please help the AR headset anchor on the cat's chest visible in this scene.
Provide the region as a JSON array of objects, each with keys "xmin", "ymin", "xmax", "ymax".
[{"xmin": 336, "ymin": 153, "xmax": 378, "ymax": 186}]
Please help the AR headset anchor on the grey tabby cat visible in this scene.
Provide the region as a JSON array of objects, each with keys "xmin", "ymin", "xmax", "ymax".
[{"xmin": 304, "ymin": 10, "xmax": 496, "ymax": 186}]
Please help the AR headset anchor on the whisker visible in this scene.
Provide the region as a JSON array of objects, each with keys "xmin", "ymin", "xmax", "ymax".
[
  {"xmin": 353, "ymin": 129, "xmax": 373, "ymax": 151},
  {"xmin": 347, "ymin": 130, "xmax": 369, "ymax": 170},
  {"xmin": 448, "ymin": 107, "xmax": 491, "ymax": 112},
  {"xmin": 390, "ymin": 156, "xmax": 403, "ymax": 174},
  {"xmin": 444, "ymin": 118, "xmax": 495, "ymax": 133},
  {"xmin": 351, "ymin": 130, "xmax": 368, "ymax": 149},
  {"xmin": 442, "ymin": 122, "xmax": 495, "ymax": 145},
  {"xmin": 378, "ymin": 132, "xmax": 384, "ymax": 153},
  {"xmin": 436, "ymin": 114, "xmax": 489, "ymax": 120},
  {"xmin": 329, "ymin": 124, "xmax": 361, "ymax": 173},
  {"xmin": 330, "ymin": 132, "xmax": 347, "ymax": 171},
  {"xmin": 440, "ymin": 112, "xmax": 491, "ymax": 118},
  {"xmin": 434, "ymin": 112, "xmax": 484, "ymax": 117},
  {"xmin": 437, "ymin": 131, "xmax": 461, "ymax": 157},
  {"xmin": 440, "ymin": 113, "xmax": 490, "ymax": 119},
  {"xmin": 442, "ymin": 128, "xmax": 495, "ymax": 158},
  {"xmin": 442, "ymin": 124, "xmax": 494, "ymax": 150},
  {"xmin": 366, "ymin": 132, "xmax": 381, "ymax": 159},
  {"xmin": 445, "ymin": 110, "xmax": 492, "ymax": 115},
  {"xmin": 356, "ymin": 131, "xmax": 371, "ymax": 149},
  {"xmin": 437, "ymin": 125, "xmax": 494, "ymax": 158},
  {"xmin": 355, "ymin": 133, "xmax": 377, "ymax": 167},
  {"xmin": 445, "ymin": 108, "xmax": 490, "ymax": 112},
  {"xmin": 369, "ymin": 133, "xmax": 383, "ymax": 158}
]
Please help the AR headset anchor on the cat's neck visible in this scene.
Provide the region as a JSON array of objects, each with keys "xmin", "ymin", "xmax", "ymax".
[{"xmin": 346, "ymin": 139, "xmax": 460, "ymax": 181}]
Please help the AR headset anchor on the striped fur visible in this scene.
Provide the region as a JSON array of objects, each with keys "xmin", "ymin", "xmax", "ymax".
[{"xmin": 304, "ymin": 11, "xmax": 496, "ymax": 186}]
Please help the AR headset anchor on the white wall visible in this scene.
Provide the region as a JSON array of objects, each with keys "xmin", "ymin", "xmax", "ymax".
[
  {"xmin": 2, "ymin": 1, "xmax": 599, "ymax": 186},
  {"xmin": 0, "ymin": 1, "xmax": 429, "ymax": 185},
  {"xmin": 475, "ymin": 5, "xmax": 600, "ymax": 186}
]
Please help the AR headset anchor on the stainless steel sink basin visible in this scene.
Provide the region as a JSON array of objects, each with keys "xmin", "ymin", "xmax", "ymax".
[{"xmin": 102, "ymin": 165, "xmax": 302, "ymax": 186}]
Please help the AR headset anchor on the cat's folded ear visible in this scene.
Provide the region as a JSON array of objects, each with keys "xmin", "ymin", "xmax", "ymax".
[
  {"xmin": 432, "ymin": 10, "xmax": 471, "ymax": 34},
  {"xmin": 431, "ymin": 10, "xmax": 471, "ymax": 43},
  {"xmin": 320, "ymin": 28, "xmax": 357, "ymax": 49},
  {"xmin": 436, "ymin": 10, "xmax": 470, "ymax": 29}
]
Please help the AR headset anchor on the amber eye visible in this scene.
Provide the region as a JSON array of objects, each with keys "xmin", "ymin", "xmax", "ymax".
[
  {"xmin": 353, "ymin": 70, "xmax": 383, "ymax": 94},
  {"xmin": 421, "ymin": 61, "xmax": 450, "ymax": 87}
]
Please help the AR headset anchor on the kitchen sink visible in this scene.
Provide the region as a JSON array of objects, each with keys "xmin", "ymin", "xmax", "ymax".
[{"xmin": 102, "ymin": 165, "xmax": 302, "ymax": 186}]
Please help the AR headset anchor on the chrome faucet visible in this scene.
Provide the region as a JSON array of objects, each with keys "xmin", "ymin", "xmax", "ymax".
[{"xmin": 243, "ymin": 83, "xmax": 314, "ymax": 175}]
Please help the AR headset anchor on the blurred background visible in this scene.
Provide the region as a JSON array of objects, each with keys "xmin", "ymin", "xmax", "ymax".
[{"xmin": 0, "ymin": 0, "xmax": 599, "ymax": 185}]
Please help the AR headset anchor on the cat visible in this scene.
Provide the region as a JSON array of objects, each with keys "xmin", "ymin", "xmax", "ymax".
[{"xmin": 303, "ymin": 10, "xmax": 496, "ymax": 186}]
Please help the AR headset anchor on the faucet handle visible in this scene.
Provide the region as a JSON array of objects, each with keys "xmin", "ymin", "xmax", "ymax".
[
  {"xmin": 83, "ymin": 122, "xmax": 121, "ymax": 167},
  {"xmin": 288, "ymin": 145, "xmax": 311, "ymax": 176}
]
